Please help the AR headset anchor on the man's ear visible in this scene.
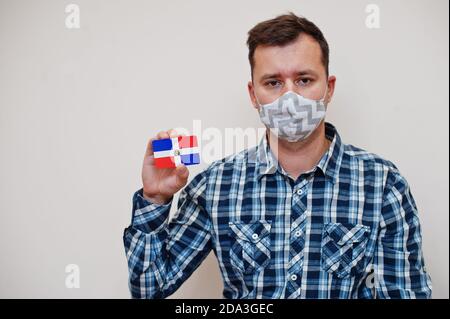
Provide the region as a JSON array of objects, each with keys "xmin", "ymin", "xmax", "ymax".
[
  {"xmin": 326, "ymin": 75, "xmax": 336, "ymax": 105},
  {"xmin": 247, "ymin": 80, "xmax": 259, "ymax": 110}
]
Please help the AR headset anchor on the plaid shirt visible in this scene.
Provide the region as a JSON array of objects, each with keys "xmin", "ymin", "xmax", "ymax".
[{"xmin": 123, "ymin": 122, "xmax": 432, "ymax": 299}]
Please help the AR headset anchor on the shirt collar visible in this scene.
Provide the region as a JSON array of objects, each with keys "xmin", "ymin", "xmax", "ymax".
[{"xmin": 255, "ymin": 122, "xmax": 344, "ymax": 184}]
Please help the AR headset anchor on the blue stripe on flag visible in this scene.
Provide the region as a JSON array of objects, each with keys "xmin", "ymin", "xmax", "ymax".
[
  {"xmin": 152, "ymin": 138, "xmax": 173, "ymax": 152},
  {"xmin": 180, "ymin": 153, "xmax": 200, "ymax": 165}
]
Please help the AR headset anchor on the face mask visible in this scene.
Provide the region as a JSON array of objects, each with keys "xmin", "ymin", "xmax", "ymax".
[{"xmin": 255, "ymin": 87, "xmax": 328, "ymax": 142}]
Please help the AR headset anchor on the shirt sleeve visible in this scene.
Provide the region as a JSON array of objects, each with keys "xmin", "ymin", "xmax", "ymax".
[
  {"xmin": 122, "ymin": 169, "xmax": 212, "ymax": 299},
  {"xmin": 373, "ymin": 169, "xmax": 432, "ymax": 298}
]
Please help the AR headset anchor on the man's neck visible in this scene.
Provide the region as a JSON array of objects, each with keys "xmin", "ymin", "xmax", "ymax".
[{"xmin": 267, "ymin": 121, "xmax": 331, "ymax": 181}]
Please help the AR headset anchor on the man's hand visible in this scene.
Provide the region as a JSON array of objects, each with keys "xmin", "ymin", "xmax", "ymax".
[{"xmin": 141, "ymin": 129, "xmax": 189, "ymax": 205}]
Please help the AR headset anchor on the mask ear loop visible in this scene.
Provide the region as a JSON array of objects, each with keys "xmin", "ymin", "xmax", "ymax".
[
  {"xmin": 253, "ymin": 86, "xmax": 263, "ymax": 108},
  {"xmin": 254, "ymin": 93, "xmax": 261, "ymax": 108},
  {"xmin": 319, "ymin": 83, "xmax": 329, "ymax": 103}
]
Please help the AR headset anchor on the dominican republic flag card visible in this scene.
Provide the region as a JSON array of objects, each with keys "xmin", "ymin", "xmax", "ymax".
[{"xmin": 152, "ymin": 135, "xmax": 200, "ymax": 168}]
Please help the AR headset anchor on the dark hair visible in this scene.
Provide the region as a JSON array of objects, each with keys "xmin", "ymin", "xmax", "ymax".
[{"xmin": 247, "ymin": 12, "xmax": 329, "ymax": 78}]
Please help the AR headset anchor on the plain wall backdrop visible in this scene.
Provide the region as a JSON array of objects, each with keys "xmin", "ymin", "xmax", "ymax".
[{"xmin": 0, "ymin": 0, "xmax": 448, "ymax": 298}]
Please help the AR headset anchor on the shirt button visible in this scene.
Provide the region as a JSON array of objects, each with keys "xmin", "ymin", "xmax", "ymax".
[
  {"xmin": 251, "ymin": 233, "xmax": 259, "ymax": 240},
  {"xmin": 296, "ymin": 189, "xmax": 304, "ymax": 195},
  {"xmin": 295, "ymin": 230, "xmax": 302, "ymax": 237},
  {"xmin": 290, "ymin": 274, "xmax": 298, "ymax": 281}
]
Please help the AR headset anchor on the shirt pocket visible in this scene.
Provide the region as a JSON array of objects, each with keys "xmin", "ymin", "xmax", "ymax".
[
  {"xmin": 228, "ymin": 220, "xmax": 272, "ymax": 274},
  {"xmin": 321, "ymin": 222, "xmax": 370, "ymax": 279}
]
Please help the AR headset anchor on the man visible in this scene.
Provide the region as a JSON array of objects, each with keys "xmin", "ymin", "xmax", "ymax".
[{"xmin": 123, "ymin": 12, "xmax": 432, "ymax": 299}]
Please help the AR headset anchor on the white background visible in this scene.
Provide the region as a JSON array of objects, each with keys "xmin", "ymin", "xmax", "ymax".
[{"xmin": 0, "ymin": 0, "xmax": 448, "ymax": 298}]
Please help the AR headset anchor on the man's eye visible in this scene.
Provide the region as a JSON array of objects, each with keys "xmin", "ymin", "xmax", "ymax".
[
  {"xmin": 266, "ymin": 80, "xmax": 281, "ymax": 87},
  {"xmin": 297, "ymin": 78, "xmax": 311, "ymax": 86}
]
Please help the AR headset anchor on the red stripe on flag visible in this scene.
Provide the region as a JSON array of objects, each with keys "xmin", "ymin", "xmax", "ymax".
[
  {"xmin": 178, "ymin": 135, "xmax": 198, "ymax": 148},
  {"xmin": 154, "ymin": 156, "xmax": 176, "ymax": 168}
]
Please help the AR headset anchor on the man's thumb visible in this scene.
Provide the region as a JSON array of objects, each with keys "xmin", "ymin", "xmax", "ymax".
[{"xmin": 175, "ymin": 165, "xmax": 189, "ymax": 180}]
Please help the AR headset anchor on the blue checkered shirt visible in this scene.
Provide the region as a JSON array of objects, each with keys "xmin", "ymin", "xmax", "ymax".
[{"xmin": 123, "ymin": 122, "xmax": 432, "ymax": 299}]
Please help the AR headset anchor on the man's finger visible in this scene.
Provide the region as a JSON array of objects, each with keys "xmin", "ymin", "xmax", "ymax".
[
  {"xmin": 168, "ymin": 129, "xmax": 178, "ymax": 138},
  {"xmin": 145, "ymin": 137, "xmax": 155, "ymax": 156},
  {"xmin": 157, "ymin": 131, "xmax": 170, "ymax": 139},
  {"xmin": 175, "ymin": 165, "xmax": 189, "ymax": 184}
]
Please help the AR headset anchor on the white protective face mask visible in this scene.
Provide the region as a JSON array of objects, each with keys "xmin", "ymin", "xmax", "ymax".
[{"xmin": 255, "ymin": 87, "xmax": 328, "ymax": 142}]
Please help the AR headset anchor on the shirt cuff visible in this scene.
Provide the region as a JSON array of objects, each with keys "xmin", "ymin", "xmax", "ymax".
[{"xmin": 130, "ymin": 188, "xmax": 173, "ymax": 233}]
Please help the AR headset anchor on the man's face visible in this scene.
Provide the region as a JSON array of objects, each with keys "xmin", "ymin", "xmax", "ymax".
[{"xmin": 248, "ymin": 34, "xmax": 336, "ymax": 108}]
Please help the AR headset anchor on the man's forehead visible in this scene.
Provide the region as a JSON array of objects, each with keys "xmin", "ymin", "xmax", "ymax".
[{"xmin": 253, "ymin": 35, "xmax": 323, "ymax": 78}]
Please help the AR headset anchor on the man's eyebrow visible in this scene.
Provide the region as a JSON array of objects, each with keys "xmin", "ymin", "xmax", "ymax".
[
  {"xmin": 295, "ymin": 69, "xmax": 317, "ymax": 76},
  {"xmin": 260, "ymin": 73, "xmax": 281, "ymax": 81},
  {"xmin": 259, "ymin": 69, "xmax": 317, "ymax": 81}
]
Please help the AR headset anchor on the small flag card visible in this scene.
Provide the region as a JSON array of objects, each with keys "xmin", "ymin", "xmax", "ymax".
[{"xmin": 152, "ymin": 135, "xmax": 200, "ymax": 168}]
